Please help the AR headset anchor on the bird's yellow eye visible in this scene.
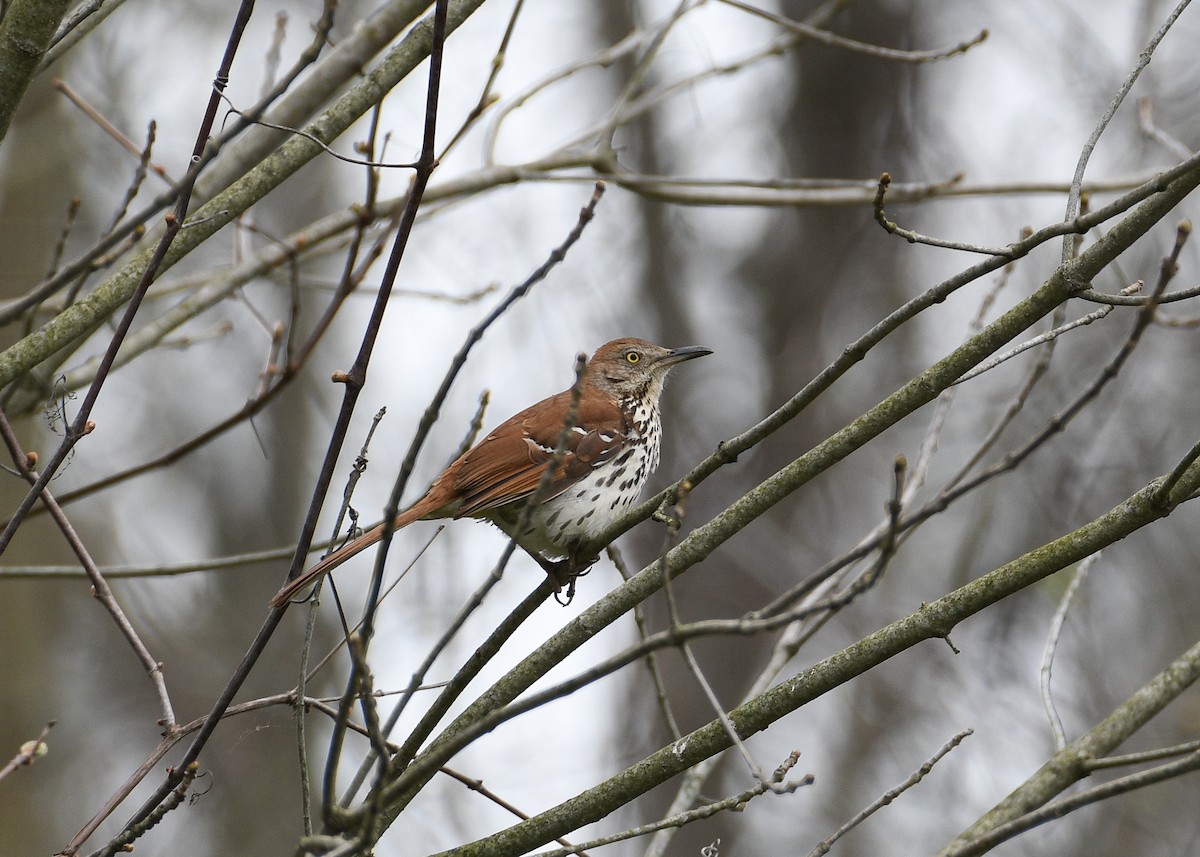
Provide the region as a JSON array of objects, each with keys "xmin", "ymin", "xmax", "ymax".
[{"xmin": 625, "ymin": 351, "xmax": 641, "ymax": 364}]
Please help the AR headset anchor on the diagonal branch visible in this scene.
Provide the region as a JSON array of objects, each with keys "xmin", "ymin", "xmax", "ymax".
[
  {"xmin": 938, "ymin": 635, "xmax": 1200, "ymax": 857},
  {"xmin": 421, "ymin": 459, "xmax": 1200, "ymax": 857}
]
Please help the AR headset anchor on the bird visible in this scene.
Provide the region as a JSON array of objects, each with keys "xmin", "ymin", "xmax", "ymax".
[{"xmin": 269, "ymin": 337, "xmax": 711, "ymax": 609}]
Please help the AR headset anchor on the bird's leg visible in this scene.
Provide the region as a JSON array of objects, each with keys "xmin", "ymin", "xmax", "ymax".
[
  {"xmin": 526, "ymin": 552, "xmax": 572, "ymax": 594},
  {"xmin": 567, "ymin": 540, "xmax": 598, "ymax": 577},
  {"xmin": 526, "ymin": 544, "xmax": 597, "ymax": 606},
  {"xmin": 561, "ymin": 543, "xmax": 600, "ymax": 604}
]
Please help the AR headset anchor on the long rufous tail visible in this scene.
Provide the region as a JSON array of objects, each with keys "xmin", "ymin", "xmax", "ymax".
[
  {"xmin": 269, "ymin": 498, "xmax": 440, "ymax": 608},
  {"xmin": 268, "ymin": 524, "xmax": 384, "ymax": 608}
]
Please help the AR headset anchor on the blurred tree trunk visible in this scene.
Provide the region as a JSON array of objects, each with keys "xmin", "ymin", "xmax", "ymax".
[{"xmin": 609, "ymin": 3, "xmax": 926, "ymax": 853}]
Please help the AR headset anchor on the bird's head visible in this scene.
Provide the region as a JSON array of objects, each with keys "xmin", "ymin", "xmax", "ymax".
[{"xmin": 584, "ymin": 337, "xmax": 712, "ymax": 402}]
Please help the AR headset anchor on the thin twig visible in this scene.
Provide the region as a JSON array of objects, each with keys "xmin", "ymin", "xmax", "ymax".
[
  {"xmin": 367, "ymin": 580, "xmax": 554, "ymax": 807},
  {"xmin": 1137, "ymin": 96, "xmax": 1192, "ymax": 160},
  {"xmin": 305, "ymin": 528, "xmax": 447, "ymax": 689},
  {"xmin": 438, "ymin": 0, "xmax": 525, "ymax": 159},
  {"xmin": 321, "ymin": 633, "xmax": 389, "ymax": 835},
  {"xmin": 807, "ymin": 730, "xmax": 973, "ymax": 857},
  {"xmin": 43, "ymin": 196, "xmax": 82, "ymax": 281},
  {"xmin": 297, "ymin": 568, "xmax": 321, "ymax": 837},
  {"xmin": 945, "ymin": 750, "xmax": 1200, "ymax": 857},
  {"xmin": 0, "ymin": 542, "xmax": 327, "ymax": 579},
  {"xmin": 752, "ymin": 456, "xmax": 905, "ymax": 621},
  {"xmin": 1061, "ymin": 0, "xmax": 1192, "ymax": 263},
  {"xmin": 719, "ymin": 0, "xmax": 987, "ymax": 63},
  {"xmin": 598, "ymin": 0, "xmax": 693, "ymax": 155},
  {"xmin": 608, "ymin": 543, "xmax": 682, "ymax": 740},
  {"xmin": 326, "ymin": 408, "xmax": 389, "ymax": 562},
  {"xmin": 217, "ymin": 95, "xmax": 420, "ymax": 169},
  {"xmin": 101, "ymin": 762, "xmax": 199, "ymax": 855},
  {"xmin": 441, "ymin": 767, "xmax": 589, "ymax": 855},
  {"xmin": 953, "ymin": 284, "xmax": 1141, "ymax": 386},
  {"xmin": 662, "ymin": 480, "xmax": 787, "ymax": 787},
  {"xmin": 51, "ymin": 79, "xmax": 173, "ymax": 182},
  {"xmin": 1088, "ymin": 739, "xmax": 1200, "ymax": 771},
  {"xmin": 533, "ymin": 751, "xmax": 812, "ymax": 857},
  {"xmin": 0, "ymin": 721, "xmax": 54, "ymax": 782},
  {"xmin": 1040, "ymin": 555, "xmax": 1099, "ymax": 751},
  {"xmin": 63, "ymin": 687, "xmax": 393, "ymax": 857},
  {"xmin": 874, "ymin": 173, "xmax": 1009, "ymax": 255}
]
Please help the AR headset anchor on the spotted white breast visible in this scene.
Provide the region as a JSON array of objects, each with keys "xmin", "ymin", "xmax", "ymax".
[{"xmin": 496, "ymin": 395, "xmax": 662, "ymax": 556}]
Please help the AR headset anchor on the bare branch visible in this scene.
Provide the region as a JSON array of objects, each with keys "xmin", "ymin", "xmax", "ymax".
[
  {"xmin": 938, "ymin": 635, "xmax": 1200, "ymax": 856},
  {"xmin": 0, "ymin": 721, "xmax": 54, "ymax": 783},
  {"xmin": 0, "ymin": 408, "xmax": 176, "ymax": 729},
  {"xmin": 1061, "ymin": 0, "xmax": 1194, "ymax": 263},
  {"xmin": 808, "ymin": 730, "xmax": 973, "ymax": 857},
  {"xmin": 720, "ymin": 0, "xmax": 987, "ymax": 63}
]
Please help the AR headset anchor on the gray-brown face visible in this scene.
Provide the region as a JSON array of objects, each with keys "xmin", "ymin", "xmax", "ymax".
[{"xmin": 587, "ymin": 338, "xmax": 712, "ymax": 400}]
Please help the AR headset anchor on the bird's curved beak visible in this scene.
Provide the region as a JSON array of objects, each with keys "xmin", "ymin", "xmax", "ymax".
[{"xmin": 659, "ymin": 345, "xmax": 713, "ymax": 366}]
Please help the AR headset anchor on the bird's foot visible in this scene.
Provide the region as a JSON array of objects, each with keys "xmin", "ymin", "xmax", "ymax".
[{"xmin": 531, "ymin": 550, "xmax": 597, "ymax": 606}]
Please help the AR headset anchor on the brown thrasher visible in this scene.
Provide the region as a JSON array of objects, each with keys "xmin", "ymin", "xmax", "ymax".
[{"xmin": 269, "ymin": 338, "xmax": 711, "ymax": 608}]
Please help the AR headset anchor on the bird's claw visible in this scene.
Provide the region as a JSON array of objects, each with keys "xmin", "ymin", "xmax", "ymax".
[{"xmin": 535, "ymin": 550, "xmax": 596, "ymax": 606}]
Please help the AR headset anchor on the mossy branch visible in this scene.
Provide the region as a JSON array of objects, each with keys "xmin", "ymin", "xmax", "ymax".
[
  {"xmin": 0, "ymin": 0, "xmax": 71, "ymax": 144},
  {"xmin": 434, "ymin": 464, "xmax": 1200, "ymax": 857}
]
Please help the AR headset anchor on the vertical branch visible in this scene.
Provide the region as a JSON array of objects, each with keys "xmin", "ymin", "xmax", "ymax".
[
  {"xmin": 273, "ymin": 0, "xmax": 450, "ymax": 604},
  {"xmin": 0, "ymin": 0, "xmax": 72, "ymax": 143},
  {"xmin": 1039, "ymin": 554, "xmax": 1099, "ymax": 751}
]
